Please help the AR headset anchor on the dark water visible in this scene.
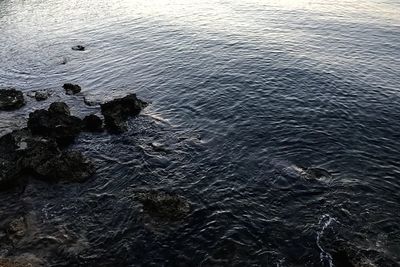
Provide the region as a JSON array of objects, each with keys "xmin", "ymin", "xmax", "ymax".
[{"xmin": 1, "ymin": 0, "xmax": 400, "ymax": 266}]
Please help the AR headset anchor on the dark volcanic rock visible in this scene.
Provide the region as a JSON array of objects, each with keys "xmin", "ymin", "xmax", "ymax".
[
  {"xmin": 0, "ymin": 128, "xmax": 95, "ymax": 190},
  {"xmin": 100, "ymin": 94, "xmax": 147, "ymax": 133},
  {"xmin": 27, "ymin": 102, "xmax": 82, "ymax": 146},
  {"xmin": 83, "ymin": 114, "xmax": 103, "ymax": 132},
  {"xmin": 48, "ymin": 102, "xmax": 70, "ymax": 116},
  {"xmin": 0, "ymin": 129, "xmax": 26, "ymax": 188},
  {"xmin": 0, "ymin": 88, "xmax": 25, "ymax": 111},
  {"xmin": 34, "ymin": 90, "xmax": 49, "ymax": 101},
  {"xmin": 71, "ymin": 45, "xmax": 85, "ymax": 51},
  {"xmin": 35, "ymin": 150, "xmax": 95, "ymax": 183},
  {"xmin": 63, "ymin": 83, "xmax": 81, "ymax": 95},
  {"xmin": 137, "ymin": 191, "xmax": 190, "ymax": 221}
]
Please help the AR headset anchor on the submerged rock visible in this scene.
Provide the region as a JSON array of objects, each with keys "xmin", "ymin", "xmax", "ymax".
[
  {"xmin": 83, "ymin": 114, "xmax": 103, "ymax": 132},
  {"xmin": 35, "ymin": 150, "xmax": 95, "ymax": 183},
  {"xmin": 71, "ymin": 45, "xmax": 85, "ymax": 51},
  {"xmin": 304, "ymin": 167, "xmax": 332, "ymax": 180},
  {"xmin": 0, "ymin": 254, "xmax": 44, "ymax": 267},
  {"xmin": 27, "ymin": 102, "xmax": 82, "ymax": 146},
  {"xmin": 7, "ymin": 217, "xmax": 26, "ymax": 240},
  {"xmin": 137, "ymin": 191, "xmax": 190, "ymax": 221},
  {"xmin": 100, "ymin": 94, "xmax": 147, "ymax": 133},
  {"xmin": 0, "ymin": 88, "xmax": 25, "ymax": 111},
  {"xmin": 63, "ymin": 83, "xmax": 81, "ymax": 95},
  {"xmin": 83, "ymin": 97, "xmax": 98, "ymax": 107}
]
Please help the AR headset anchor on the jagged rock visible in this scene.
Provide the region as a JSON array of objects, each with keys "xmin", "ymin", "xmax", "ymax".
[
  {"xmin": 63, "ymin": 83, "xmax": 81, "ymax": 95},
  {"xmin": 137, "ymin": 191, "xmax": 190, "ymax": 221},
  {"xmin": 100, "ymin": 94, "xmax": 147, "ymax": 133},
  {"xmin": 0, "ymin": 129, "xmax": 94, "ymax": 190},
  {"xmin": 71, "ymin": 45, "xmax": 85, "ymax": 51},
  {"xmin": 27, "ymin": 102, "xmax": 82, "ymax": 146},
  {"xmin": 35, "ymin": 150, "xmax": 95, "ymax": 183},
  {"xmin": 83, "ymin": 114, "xmax": 103, "ymax": 132},
  {"xmin": 0, "ymin": 88, "xmax": 25, "ymax": 111}
]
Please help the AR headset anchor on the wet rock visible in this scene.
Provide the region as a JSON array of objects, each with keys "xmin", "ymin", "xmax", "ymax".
[
  {"xmin": 0, "ymin": 130, "xmax": 25, "ymax": 188},
  {"xmin": 0, "ymin": 127, "xmax": 94, "ymax": 189},
  {"xmin": 83, "ymin": 114, "xmax": 103, "ymax": 132},
  {"xmin": 71, "ymin": 45, "xmax": 85, "ymax": 51},
  {"xmin": 304, "ymin": 167, "xmax": 331, "ymax": 180},
  {"xmin": 63, "ymin": 83, "xmax": 81, "ymax": 95},
  {"xmin": 27, "ymin": 90, "xmax": 50, "ymax": 101},
  {"xmin": 48, "ymin": 102, "xmax": 70, "ymax": 116},
  {"xmin": 100, "ymin": 94, "xmax": 147, "ymax": 133},
  {"xmin": 35, "ymin": 150, "xmax": 95, "ymax": 183},
  {"xmin": 34, "ymin": 91, "xmax": 49, "ymax": 101},
  {"xmin": 27, "ymin": 102, "xmax": 82, "ymax": 146},
  {"xmin": 0, "ymin": 88, "xmax": 25, "ymax": 111},
  {"xmin": 137, "ymin": 191, "xmax": 190, "ymax": 221},
  {"xmin": 18, "ymin": 135, "xmax": 61, "ymax": 171}
]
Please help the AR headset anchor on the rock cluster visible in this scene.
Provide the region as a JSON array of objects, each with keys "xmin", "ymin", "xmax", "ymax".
[
  {"xmin": 0, "ymin": 127, "xmax": 94, "ymax": 188},
  {"xmin": 0, "ymin": 90, "xmax": 148, "ymax": 191}
]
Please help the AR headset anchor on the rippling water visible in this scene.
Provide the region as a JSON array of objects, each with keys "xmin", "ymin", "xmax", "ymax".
[{"xmin": 1, "ymin": 0, "xmax": 400, "ymax": 266}]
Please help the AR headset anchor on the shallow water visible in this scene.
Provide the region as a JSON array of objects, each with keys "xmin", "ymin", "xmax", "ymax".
[{"xmin": 0, "ymin": 0, "xmax": 400, "ymax": 266}]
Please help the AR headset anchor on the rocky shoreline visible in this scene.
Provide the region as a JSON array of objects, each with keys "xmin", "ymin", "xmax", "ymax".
[
  {"xmin": 0, "ymin": 86, "xmax": 397, "ymax": 267},
  {"xmin": 0, "ymin": 86, "xmax": 192, "ymax": 266}
]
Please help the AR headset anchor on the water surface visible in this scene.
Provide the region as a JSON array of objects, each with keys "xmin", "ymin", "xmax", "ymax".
[{"xmin": 0, "ymin": 0, "xmax": 400, "ymax": 266}]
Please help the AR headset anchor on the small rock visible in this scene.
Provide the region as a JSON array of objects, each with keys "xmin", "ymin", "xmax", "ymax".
[
  {"xmin": 34, "ymin": 90, "xmax": 49, "ymax": 101},
  {"xmin": 63, "ymin": 83, "xmax": 81, "ymax": 95},
  {"xmin": 137, "ymin": 191, "xmax": 190, "ymax": 221},
  {"xmin": 71, "ymin": 45, "xmax": 85, "ymax": 51},
  {"xmin": 100, "ymin": 94, "xmax": 147, "ymax": 133},
  {"xmin": 0, "ymin": 88, "xmax": 25, "ymax": 111},
  {"xmin": 83, "ymin": 114, "xmax": 103, "ymax": 132}
]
